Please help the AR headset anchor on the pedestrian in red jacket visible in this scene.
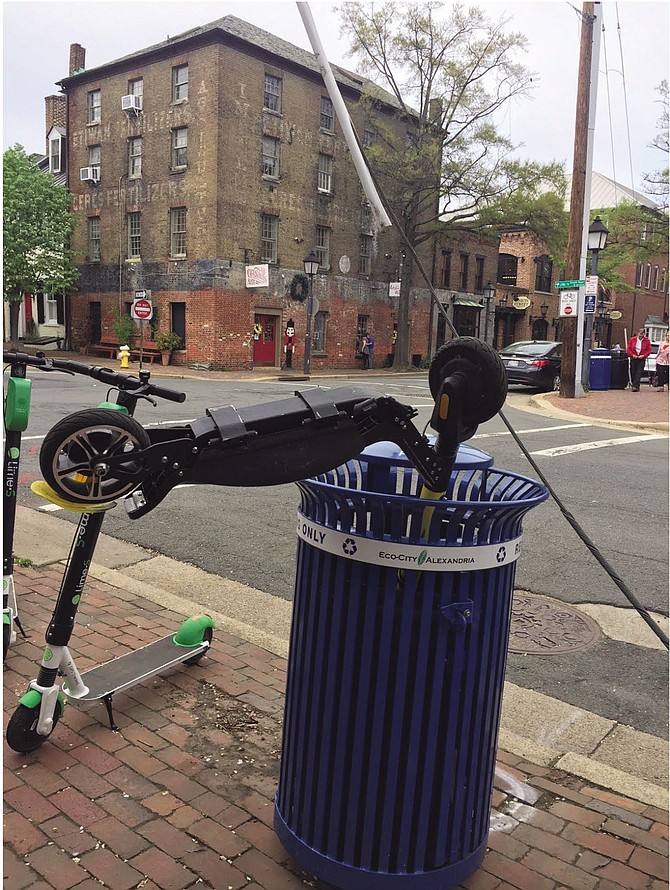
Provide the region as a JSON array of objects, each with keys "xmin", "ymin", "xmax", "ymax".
[{"xmin": 626, "ymin": 328, "xmax": 652, "ymax": 391}]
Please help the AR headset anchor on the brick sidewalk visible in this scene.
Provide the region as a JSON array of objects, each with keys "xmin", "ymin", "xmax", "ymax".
[{"xmin": 4, "ymin": 564, "xmax": 669, "ymax": 890}]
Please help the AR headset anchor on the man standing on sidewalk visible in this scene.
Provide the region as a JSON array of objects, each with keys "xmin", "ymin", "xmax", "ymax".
[{"xmin": 626, "ymin": 327, "xmax": 652, "ymax": 391}]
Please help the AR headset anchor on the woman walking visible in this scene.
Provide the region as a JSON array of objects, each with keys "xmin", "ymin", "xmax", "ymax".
[{"xmin": 655, "ymin": 331, "xmax": 669, "ymax": 392}]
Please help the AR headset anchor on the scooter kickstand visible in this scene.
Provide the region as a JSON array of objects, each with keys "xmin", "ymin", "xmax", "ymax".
[{"xmin": 102, "ymin": 694, "xmax": 118, "ymax": 731}]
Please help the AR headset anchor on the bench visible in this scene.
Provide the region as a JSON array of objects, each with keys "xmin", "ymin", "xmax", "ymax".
[{"xmin": 83, "ymin": 339, "xmax": 162, "ymax": 364}]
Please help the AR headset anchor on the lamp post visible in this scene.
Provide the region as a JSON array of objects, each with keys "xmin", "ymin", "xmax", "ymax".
[
  {"xmin": 483, "ymin": 281, "xmax": 495, "ymax": 345},
  {"xmin": 303, "ymin": 251, "xmax": 319, "ymax": 375},
  {"xmin": 581, "ymin": 216, "xmax": 609, "ymax": 386}
]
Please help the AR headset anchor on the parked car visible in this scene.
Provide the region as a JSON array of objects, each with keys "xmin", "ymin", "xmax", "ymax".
[{"xmin": 499, "ymin": 340, "xmax": 562, "ymax": 392}]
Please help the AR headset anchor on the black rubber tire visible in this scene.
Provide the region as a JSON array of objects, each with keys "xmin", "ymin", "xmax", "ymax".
[
  {"xmin": 39, "ymin": 409, "xmax": 151, "ymax": 504},
  {"xmin": 428, "ymin": 337, "xmax": 508, "ymax": 427},
  {"xmin": 3, "ymin": 621, "xmax": 10, "ymax": 662},
  {"xmin": 184, "ymin": 627, "xmax": 213, "ymax": 666},
  {"xmin": 6, "ymin": 700, "xmax": 63, "ymax": 753}
]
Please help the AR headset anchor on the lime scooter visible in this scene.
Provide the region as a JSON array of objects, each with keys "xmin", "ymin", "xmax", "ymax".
[
  {"xmin": 3, "ymin": 352, "xmax": 214, "ymax": 753},
  {"xmin": 3, "ymin": 353, "xmax": 34, "ymax": 659}
]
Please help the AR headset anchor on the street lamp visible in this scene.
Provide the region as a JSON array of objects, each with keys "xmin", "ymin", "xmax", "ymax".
[
  {"xmin": 483, "ymin": 281, "xmax": 495, "ymax": 345},
  {"xmin": 581, "ymin": 216, "xmax": 609, "ymax": 383},
  {"xmin": 303, "ymin": 251, "xmax": 319, "ymax": 375}
]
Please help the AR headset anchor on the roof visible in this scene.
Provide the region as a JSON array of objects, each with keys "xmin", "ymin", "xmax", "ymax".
[
  {"xmin": 58, "ymin": 14, "xmax": 401, "ymax": 110},
  {"xmin": 566, "ymin": 171, "xmax": 660, "ymax": 211}
]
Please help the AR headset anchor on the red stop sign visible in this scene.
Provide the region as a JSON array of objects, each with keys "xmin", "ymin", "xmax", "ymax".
[
  {"xmin": 564, "ymin": 305, "xmax": 573, "ymax": 315},
  {"xmin": 133, "ymin": 299, "xmax": 152, "ymax": 319}
]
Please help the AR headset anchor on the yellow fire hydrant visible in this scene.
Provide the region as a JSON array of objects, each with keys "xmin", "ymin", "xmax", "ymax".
[{"xmin": 118, "ymin": 345, "xmax": 130, "ymax": 369}]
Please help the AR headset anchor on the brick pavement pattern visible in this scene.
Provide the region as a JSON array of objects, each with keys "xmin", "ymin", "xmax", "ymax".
[{"xmin": 4, "ymin": 565, "xmax": 668, "ymax": 890}]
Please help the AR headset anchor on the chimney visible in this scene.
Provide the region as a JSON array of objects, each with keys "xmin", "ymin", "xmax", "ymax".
[{"xmin": 69, "ymin": 43, "xmax": 86, "ymax": 76}]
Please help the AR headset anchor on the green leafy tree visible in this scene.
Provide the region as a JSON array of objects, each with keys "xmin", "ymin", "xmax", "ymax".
[
  {"xmin": 642, "ymin": 80, "xmax": 668, "ymax": 210},
  {"xmin": 3, "ymin": 145, "xmax": 79, "ymax": 342},
  {"xmin": 340, "ymin": 1, "xmax": 566, "ymax": 367},
  {"xmin": 590, "ymin": 201, "xmax": 668, "ymax": 294}
]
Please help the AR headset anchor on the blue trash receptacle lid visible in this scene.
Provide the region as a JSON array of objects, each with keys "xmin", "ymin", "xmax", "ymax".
[{"xmin": 361, "ymin": 440, "xmax": 493, "ymax": 471}]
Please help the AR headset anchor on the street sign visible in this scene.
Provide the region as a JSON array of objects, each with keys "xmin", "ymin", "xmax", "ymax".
[
  {"xmin": 556, "ymin": 279, "xmax": 586, "ymax": 289},
  {"xmin": 585, "ymin": 275, "xmax": 598, "ymax": 296},
  {"xmin": 134, "ymin": 289, "xmax": 148, "ymax": 300},
  {"xmin": 132, "ymin": 298, "xmax": 153, "ymax": 320},
  {"xmin": 559, "ymin": 289, "xmax": 579, "ymax": 316},
  {"xmin": 584, "ymin": 293, "xmax": 596, "ymax": 313}
]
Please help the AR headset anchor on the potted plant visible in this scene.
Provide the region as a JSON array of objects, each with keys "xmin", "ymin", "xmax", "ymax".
[{"xmin": 155, "ymin": 330, "xmax": 183, "ymax": 365}]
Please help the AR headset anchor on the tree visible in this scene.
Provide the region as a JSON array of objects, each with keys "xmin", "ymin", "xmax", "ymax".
[
  {"xmin": 3, "ymin": 145, "xmax": 79, "ymax": 342},
  {"xmin": 642, "ymin": 80, "xmax": 668, "ymax": 210},
  {"xmin": 340, "ymin": 1, "xmax": 566, "ymax": 367}
]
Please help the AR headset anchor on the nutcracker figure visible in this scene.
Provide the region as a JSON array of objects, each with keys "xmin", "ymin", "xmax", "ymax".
[{"xmin": 283, "ymin": 319, "xmax": 296, "ymax": 369}]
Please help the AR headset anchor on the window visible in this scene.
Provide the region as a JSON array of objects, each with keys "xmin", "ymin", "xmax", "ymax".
[
  {"xmin": 170, "ymin": 207, "xmax": 187, "ymax": 257},
  {"xmin": 44, "ymin": 295, "xmax": 58, "ymax": 325},
  {"xmin": 653, "ymin": 265, "xmax": 660, "ymax": 290},
  {"xmin": 128, "ymin": 78, "xmax": 143, "ymax": 98},
  {"xmin": 475, "ymin": 256, "xmax": 485, "ymax": 293},
  {"xmin": 264, "ymin": 74, "xmax": 282, "ymax": 112},
  {"xmin": 440, "ymin": 250, "xmax": 452, "ymax": 288},
  {"xmin": 87, "ymin": 89, "xmax": 101, "ymax": 124},
  {"xmin": 318, "ymin": 154, "xmax": 333, "ymax": 193},
  {"xmin": 128, "ymin": 137, "xmax": 142, "ymax": 178},
  {"xmin": 262, "ymin": 136, "xmax": 279, "ymax": 177},
  {"xmin": 313, "ymin": 311, "xmax": 328, "ymax": 354},
  {"xmin": 644, "ymin": 263, "xmax": 652, "ymax": 288},
  {"xmin": 172, "ymin": 64, "xmax": 188, "ymax": 101},
  {"xmin": 316, "ymin": 226, "xmax": 330, "ymax": 270},
  {"xmin": 171, "ymin": 302, "xmax": 186, "ymax": 346},
  {"xmin": 260, "ymin": 214, "xmax": 278, "ymax": 263},
  {"xmin": 88, "ymin": 145, "xmax": 101, "ymax": 177},
  {"xmin": 38, "ymin": 293, "xmax": 64, "ymax": 326},
  {"xmin": 535, "ymin": 255, "xmax": 553, "ymax": 292},
  {"xmin": 359, "ymin": 234, "xmax": 372, "ymax": 275},
  {"xmin": 497, "ymin": 253, "xmax": 518, "ymax": 287},
  {"xmin": 88, "ymin": 217, "xmax": 100, "ymax": 261},
  {"xmin": 171, "ymin": 128, "xmax": 187, "ymax": 170},
  {"xmin": 361, "ymin": 203, "xmax": 374, "ymax": 234},
  {"xmin": 363, "ymin": 128, "xmax": 374, "ymax": 148},
  {"xmin": 356, "ymin": 315, "xmax": 369, "ymax": 354},
  {"xmin": 127, "ymin": 212, "xmax": 141, "ymax": 258},
  {"xmin": 320, "ymin": 97, "xmax": 334, "ymax": 131},
  {"xmin": 48, "ymin": 131, "xmax": 64, "ymax": 174},
  {"xmin": 459, "ymin": 253, "xmax": 469, "ymax": 290},
  {"xmin": 635, "ymin": 263, "xmax": 643, "ymax": 287},
  {"xmin": 662, "ymin": 269, "xmax": 667, "ymax": 294}
]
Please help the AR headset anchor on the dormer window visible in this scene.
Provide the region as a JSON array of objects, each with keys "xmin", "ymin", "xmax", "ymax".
[{"xmin": 48, "ymin": 128, "xmax": 65, "ymax": 174}]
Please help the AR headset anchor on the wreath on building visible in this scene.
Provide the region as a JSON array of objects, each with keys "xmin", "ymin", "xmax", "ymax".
[{"xmin": 289, "ymin": 273, "xmax": 309, "ymax": 301}]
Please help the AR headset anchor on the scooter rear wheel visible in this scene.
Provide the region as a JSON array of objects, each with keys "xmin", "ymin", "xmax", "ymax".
[
  {"xmin": 184, "ymin": 626, "xmax": 214, "ymax": 665},
  {"xmin": 6, "ymin": 700, "xmax": 63, "ymax": 753},
  {"xmin": 39, "ymin": 409, "xmax": 151, "ymax": 504}
]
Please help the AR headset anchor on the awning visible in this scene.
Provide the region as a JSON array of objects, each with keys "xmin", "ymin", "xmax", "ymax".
[{"xmin": 453, "ymin": 299, "xmax": 483, "ymax": 308}]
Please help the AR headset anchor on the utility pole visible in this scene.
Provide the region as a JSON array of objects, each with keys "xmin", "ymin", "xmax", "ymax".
[{"xmin": 560, "ymin": 2, "xmax": 596, "ymax": 398}]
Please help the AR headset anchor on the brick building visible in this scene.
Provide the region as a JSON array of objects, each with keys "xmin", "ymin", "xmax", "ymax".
[{"xmin": 50, "ymin": 16, "xmax": 501, "ymax": 369}]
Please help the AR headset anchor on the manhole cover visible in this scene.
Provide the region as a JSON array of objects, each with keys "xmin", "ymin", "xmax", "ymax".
[{"xmin": 509, "ymin": 591, "xmax": 601, "ymax": 655}]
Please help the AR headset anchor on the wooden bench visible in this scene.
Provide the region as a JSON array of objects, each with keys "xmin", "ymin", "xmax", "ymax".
[{"xmin": 83, "ymin": 339, "xmax": 162, "ymax": 364}]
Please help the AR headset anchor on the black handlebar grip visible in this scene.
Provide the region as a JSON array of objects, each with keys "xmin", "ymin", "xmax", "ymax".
[{"xmin": 144, "ymin": 382, "xmax": 187, "ymax": 403}]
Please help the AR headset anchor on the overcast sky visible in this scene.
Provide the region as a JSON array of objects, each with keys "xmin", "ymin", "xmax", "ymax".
[{"xmin": 3, "ymin": 1, "xmax": 668, "ymax": 198}]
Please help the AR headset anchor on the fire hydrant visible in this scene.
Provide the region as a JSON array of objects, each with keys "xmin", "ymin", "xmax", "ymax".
[{"xmin": 118, "ymin": 345, "xmax": 130, "ymax": 369}]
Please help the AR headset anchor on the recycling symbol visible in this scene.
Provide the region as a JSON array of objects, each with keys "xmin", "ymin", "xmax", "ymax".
[
  {"xmin": 496, "ymin": 546, "xmax": 507, "ymax": 563},
  {"xmin": 343, "ymin": 538, "xmax": 357, "ymax": 556}
]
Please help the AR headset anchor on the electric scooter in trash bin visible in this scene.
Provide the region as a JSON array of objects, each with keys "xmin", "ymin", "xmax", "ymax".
[
  {"xmin": 37, "ymin": 337, "xmax": 507, "ymax": 516},
  {"xmin": 3, "ymin": 351, "xmax": 215, "ymax": 753}
]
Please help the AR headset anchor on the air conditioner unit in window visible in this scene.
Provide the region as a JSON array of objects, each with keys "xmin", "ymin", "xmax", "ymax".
[
  {"xmin": 80, "ymin": 166, "xmax": 100, "ymax": 183},
  {"xmin": 121, "ymin": 94, "xmax": 142, "ymax": 112}
]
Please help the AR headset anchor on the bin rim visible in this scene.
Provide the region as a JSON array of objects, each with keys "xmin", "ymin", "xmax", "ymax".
[{"xmin": 299, "ymin": 466, "xmax": 549, "ymax": 511}]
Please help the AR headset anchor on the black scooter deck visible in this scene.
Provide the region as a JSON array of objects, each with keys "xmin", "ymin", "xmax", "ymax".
[{"xmin": 69, "ymin": 634, "xmax": 208, "ymax": 701}]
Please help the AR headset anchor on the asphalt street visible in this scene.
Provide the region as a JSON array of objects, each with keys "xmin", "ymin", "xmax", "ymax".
[{"xmin": 10, "ymin": 371, "xmax": 670, "ymax": 739}]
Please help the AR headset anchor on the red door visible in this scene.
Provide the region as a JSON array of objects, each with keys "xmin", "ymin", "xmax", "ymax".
[{"xmin": 253, "ymin": 314, "xmax": 277, "ymax": 366}]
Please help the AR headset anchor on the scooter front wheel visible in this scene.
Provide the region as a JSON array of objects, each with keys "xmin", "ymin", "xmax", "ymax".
[
  {"xmin": 39, "ymin": 409, "xmax": 151, "ymax": 505},
  {"xmin": 6, "ymin": 700, "xmax": 63, "ymax": 753}
]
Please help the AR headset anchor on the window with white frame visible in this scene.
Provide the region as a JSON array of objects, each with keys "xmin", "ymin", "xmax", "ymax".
[
  {"xmin": 87, "ymin": 89, "xmax": 101, "ymax": 124},
  {"xmin": 44, "ymin": 294, "xmax": 59, "ymax": 325},
  {"xmin": 172, "ymin": 64, "xmax": 188, "ymax": 101},
  {"xmin": 645, "ymin": 263, "xmax": 652, "ymax": 288},
  {"xmin": 635, "ymin": 263, "xmax": 643, "ymax": 287},
  {"xmin": 316, "ymin": 226, "xmax": 330, "ymax": 270},
  {"xmin": 318, "ymin": 154, "xmax": 333, "ymax": 193},
  {"xmin": 171, "ymin": 128, "xmax": 187, "ymax": 170},
  {"xmin": 320, "ymin": 97, "xmax": 334, "ymax": 131},
  {"xmin": 128, "ymin": 137, "xmax": 142, "ymax": 178},
  {"xmin": 170, "ymin": 207, "xmax": 187, "ymax": 257},
  {"xmin": 359, "ymin": 234, "xmax": 372, "ymax": 275},
  {"xmin": 260, "ymin": 214, "xmax": 278, "ymax": 263},
  {"xmin": 128, "ymin": 77, "xmax": 143, "ymax": 98},
  {"xmin": 313, "ymin": 311, "xmax": 328, "ymax": 353},
  {"xmin": 653, "ymin": 265, "xmax": 660, "ymax": 290},
  {"xmin": 262, "ymin": 136, "xmax": 279, "ymax": 177},
  {"xmin": 49, "ymin": 130, "xmax": 64, "ymax": 174},
  {"xmin": 88, "ymin": 144, "xmax": 101, "ymax": 176},
  {"xmin": 264, "ymin": 74, "xmax": 282, "ymax": 112},
  {"xmin": 88, "ymin": 217, "xmax": 100, "ymax": 261},
  {"xmin": 127, "ymin": 212, "xmax": 141, "ymax": 258}
]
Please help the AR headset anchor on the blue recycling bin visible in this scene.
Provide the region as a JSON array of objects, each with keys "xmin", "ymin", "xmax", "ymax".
[
  {"xmin": 589, "ymin": 348, "xmax": 612, "ymax": 390},
  {"xmin": 275, "ymin": 443, "xmax": 548, "ymax": 889}
]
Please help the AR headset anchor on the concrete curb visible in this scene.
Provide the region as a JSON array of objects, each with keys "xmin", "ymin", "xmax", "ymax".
[{"xmin": 528, "ymin": 391, "xmax": 670, "ymax": 433}]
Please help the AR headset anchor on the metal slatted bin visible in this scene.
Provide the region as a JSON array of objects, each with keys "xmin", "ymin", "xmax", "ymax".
[{"xmin": 275, "ymin": 443, "xmax": 548, "ymax": 890}]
